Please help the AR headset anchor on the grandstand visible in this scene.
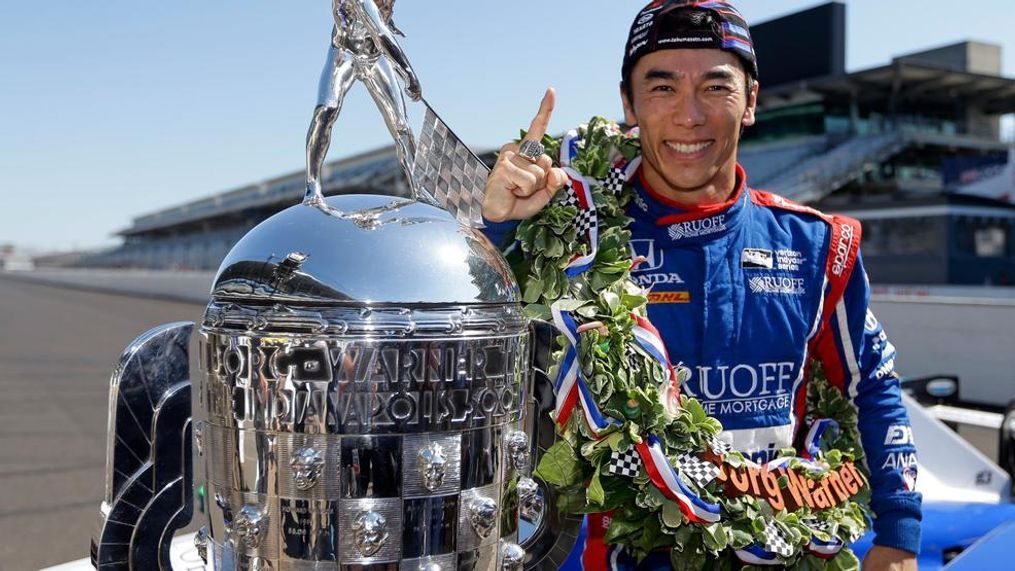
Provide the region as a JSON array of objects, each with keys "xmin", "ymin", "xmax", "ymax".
[{"xmin": 82, "ymin": 2, "xmax": 1015, "ymax": 285}]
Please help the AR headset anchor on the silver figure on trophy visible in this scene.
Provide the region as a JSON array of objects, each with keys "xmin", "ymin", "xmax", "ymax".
[
  {"xmin": 91, "ymin": 2, "xmax": 579, "ymax": 570},
  {"xmin": 305, "ymin": 0, "xmax": 422, "ymax": 204}
]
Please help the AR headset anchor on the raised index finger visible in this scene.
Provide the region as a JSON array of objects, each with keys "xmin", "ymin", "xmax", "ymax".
[{"xmin": 524, "ymin": 88, "xmax": 556, "ymax": 142}]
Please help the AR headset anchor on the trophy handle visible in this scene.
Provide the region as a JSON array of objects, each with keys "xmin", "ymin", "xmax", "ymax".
[
  {"xmin": 91, "ymin": 322, "xmax": 195, "ymax": 571},
  {"xmin": 519, "ymin": 320, "xmax": 583, "ymax": 570}
]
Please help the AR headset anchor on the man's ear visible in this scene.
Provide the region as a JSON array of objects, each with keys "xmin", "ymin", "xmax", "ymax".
[
  {"xmin": 620, "ymin": 82, "xmax": 638, "ymax": 126},
  {"xmin": 742, "ymin": 79, "xmax": 759, "ymax": 128}
]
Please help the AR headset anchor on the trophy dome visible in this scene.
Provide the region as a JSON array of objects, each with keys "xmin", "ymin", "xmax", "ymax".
[{"xmin": 211, "ymin": 194, "xmax": 519, "ymax": 305}]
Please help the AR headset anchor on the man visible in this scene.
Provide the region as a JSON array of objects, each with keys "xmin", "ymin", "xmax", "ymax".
[{"xmin": 482, "ymin": 1, "xmax": 921, "ymax": 569}]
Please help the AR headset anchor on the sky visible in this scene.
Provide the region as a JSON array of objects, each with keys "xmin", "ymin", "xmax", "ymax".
[{"xmin": 2, "ymin": 1, "xmax": 1015, "ymax": 252}]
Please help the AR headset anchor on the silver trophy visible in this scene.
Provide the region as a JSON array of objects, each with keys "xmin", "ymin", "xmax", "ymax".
[{"xmin": 91, "ymin": 2, "xmax": 578, "ymax": 569}]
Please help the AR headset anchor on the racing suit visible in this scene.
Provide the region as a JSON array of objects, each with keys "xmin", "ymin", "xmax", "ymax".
[{"xmin": 485, "ymin": 163, "xmax": 922, "ymax": 567}]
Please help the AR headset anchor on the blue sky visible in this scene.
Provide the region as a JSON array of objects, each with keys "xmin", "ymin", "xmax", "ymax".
[{"xmin": 3, "ymin": 1, "xmax": 1014, "ymax": 252}]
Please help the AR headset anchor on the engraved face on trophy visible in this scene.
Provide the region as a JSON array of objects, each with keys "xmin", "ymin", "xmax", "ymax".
[
  {"xmin": 352, "ymin": 510, "xmax": 389, "ymax": 557},
  {"xmin": 467, "ymin": 494, "xmax": 498, "ymax": 539},
  {"xmin": 416, "ymin": 442, "xmax": 448, "ymax": 492},
  {"xmin": 232, "ymin": 505, "xmax": 267, "ymax": 549},
  {"xmin": 505, "ymin": 429, "xmax": 531, "ymax": 473},
  {"xmin": 500, "ymin": 541, "xmax": 525, "ymax": 571},
  {"xmin": 291, "ymin": 446, "xmax": 326, "ymax": 491},
  {"xmin": 517, "ymin": 476, "xmax": 544, "ymax": 522}
]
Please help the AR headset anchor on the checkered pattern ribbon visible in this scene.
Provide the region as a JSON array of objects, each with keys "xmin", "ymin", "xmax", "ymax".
[
  {"xmin": 559, "ymin": 168, "xmax": 599, "ymax": 278},
  {"xmin": 606, "ymin": 448, "xmax": 642, "ymax": 478},
  {"xmin": 804, "ymin": 518, "xmax": 844, "ymax": 558},
  {"xmin": 550, "ymin": 304, "xmax": 621, "ymax": 437},
  {"xmin": 635, "ymin": 435, "xmax": 721, "ymax": 524},
  {"xmin": 556, "ymin": 130, "xmax": 642, "ymax": 279},
  {"xmin": 707, "ymin": 436, "xmax": 732, "ymax": 456},
  {"xmin": 675, "ymin": 453, "xmax": 721, "ymax": 489},
  {"xmin": 735, "ymin": 520, "xmax": 795, "ymax": 565}
]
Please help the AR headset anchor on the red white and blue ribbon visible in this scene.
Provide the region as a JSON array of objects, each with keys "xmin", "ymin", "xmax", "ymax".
[
  {"xmin": 561, "ymin": 168, "xmax": 599, "ymax": 278},
  {"xmin": 635, "ymin": 435, "xmax": 721, "ymax": 524},
  {"xmin": 631, "ymin": 313, "xmax": 681, "ymax": 415},
  {"xmin": 735, "ymin": 545, "xmax": 783, "ymax": 566},
  {"xmin": 559, "ymin": 128, "xmax": 581, "ymax": 167},
  {"xmin": 801, "ymin": 418, "xmax": 840, "ymax": 460},
  {"xmin": 807, "ymin": 534, "xmax": 844, "ymax": 558},
  {"xmin": 550, "ymin": 303, "xmax": 621, "ymax": 437}
]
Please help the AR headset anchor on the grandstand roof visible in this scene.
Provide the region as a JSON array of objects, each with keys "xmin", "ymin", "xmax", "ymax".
[
  {"xmin": 758, "ymin": 60, "xmax": 1015, "ymax": 114},
  {"xmin": 120, "ymin": 146, "xmax": 402, "ymax": 236}
]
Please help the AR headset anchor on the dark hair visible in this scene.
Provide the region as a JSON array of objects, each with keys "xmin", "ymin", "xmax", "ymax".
[{"xmin": 621, "ymin": 8, "xmax": 754, "ymax": 104}]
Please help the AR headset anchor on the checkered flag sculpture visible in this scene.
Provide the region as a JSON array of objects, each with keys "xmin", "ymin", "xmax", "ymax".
[
  {"xmin": 675, "ymin": 453, "xmax": 721, "ymax": 489},
  {"xmin": 762, "ymin": 521, "xmax": 795, "ymax": 558},
  {"xmin": 606, "ymin": 448, "xmax": 642, "ymax": 478},
  {"xmin": 412, "ymin": 104, "xmax": 491, "ymax": 228}
]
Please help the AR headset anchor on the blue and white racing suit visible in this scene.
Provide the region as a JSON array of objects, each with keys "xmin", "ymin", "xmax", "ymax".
[{"xmin": 486, "ymin": 163, "xmax": 922, "ymax": 568}]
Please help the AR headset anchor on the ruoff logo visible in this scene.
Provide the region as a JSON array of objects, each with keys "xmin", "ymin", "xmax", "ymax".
[
  {"xmin": 748, "ymin": 276, "xmax": 805, "ymax": 295},
  {"xmin": 668, "ymin": 215, "xmax": 726, "ymax": 240},
  {"xmin": 831, "ymin": 224, "xmax": 855, "ymax": 276}
]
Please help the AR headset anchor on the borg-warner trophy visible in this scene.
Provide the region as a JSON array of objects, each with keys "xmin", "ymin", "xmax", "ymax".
[{"xmin": 90, "ymin": 2, "xmax": 578, "ymax": 569}]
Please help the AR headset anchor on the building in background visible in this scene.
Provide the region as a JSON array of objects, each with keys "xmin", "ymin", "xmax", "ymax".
[{"xmin": 75, "ymin": 2, "xmax": 1015, "ymax": 285}]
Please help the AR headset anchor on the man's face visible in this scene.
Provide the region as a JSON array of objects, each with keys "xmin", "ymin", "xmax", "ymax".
[{"xmin": 622, "ymin": 49, "xmax": 758, "ymax": 200}]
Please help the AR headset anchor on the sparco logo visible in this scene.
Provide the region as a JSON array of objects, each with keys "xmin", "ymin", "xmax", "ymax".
[
  {"xmin": 831, "ymin": 224, "xmax": 854, "ymax": 276},
  {"xmin": 668, "ymin": 215, "xmax": 726, "ymax": 240}
]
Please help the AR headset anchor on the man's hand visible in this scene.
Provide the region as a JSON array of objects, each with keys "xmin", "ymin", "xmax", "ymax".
[
  {"xmin": 863, "ymin": 546, "xmax": 917, "ymax": 570},
  {"xmin": 482, "ymin": 88, "xmax": 570, "ymax": 222}
]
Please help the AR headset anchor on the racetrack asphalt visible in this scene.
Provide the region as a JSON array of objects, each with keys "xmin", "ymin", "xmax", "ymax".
[
  {"xmin": 0, "ymin": 277, "xmax": 203, "ymax": 570},
  {"xmin": 0, "ymin": 277, "xmax": 1001, "ymax": 570}
]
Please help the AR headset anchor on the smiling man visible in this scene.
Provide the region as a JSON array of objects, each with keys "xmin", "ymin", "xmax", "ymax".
[{"xmin": 482, "ymin": 1, "xmax": 921, "ymax": 569}]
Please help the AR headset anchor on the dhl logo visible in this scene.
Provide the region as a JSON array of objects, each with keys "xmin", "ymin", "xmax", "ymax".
[{"xmin": 647, "ymin": 291, "xmax": 690, "ymax": 304}]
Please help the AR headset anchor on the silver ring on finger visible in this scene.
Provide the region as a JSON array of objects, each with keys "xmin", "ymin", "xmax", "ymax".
[{"xmin": 517, "ymin": 139, "xmax": 545, "ymax": 163}]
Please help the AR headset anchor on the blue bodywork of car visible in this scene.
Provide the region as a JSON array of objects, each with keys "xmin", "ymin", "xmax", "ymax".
[{"xmin": 852, "ymin": 501, "xmax": 1015, "ymax": 569}]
